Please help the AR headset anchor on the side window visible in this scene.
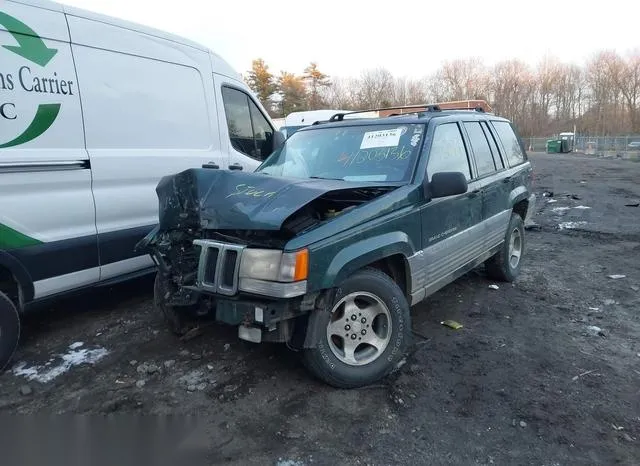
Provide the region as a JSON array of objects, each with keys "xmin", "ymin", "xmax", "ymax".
[
  {"xmin": 249, "ymin": 100, "xmax": 274, "ymax": 159},
  {"xmin": 463, "ymin": 122, "xmax": 496, "ymax": 177},
  {"xmin": 221, "ymin": 87, "xmax": 274, "ymax": 161},
  {"xmin": 481, "ymin": 122, "xmax": 504, "ymax": 169},
  {"xmin": 491, "ymin": 121, "xmax": 525, "ymax": 166},
  {"xmin": 427, "ymin": 123, "xmax": 471, "ymax": 180}
]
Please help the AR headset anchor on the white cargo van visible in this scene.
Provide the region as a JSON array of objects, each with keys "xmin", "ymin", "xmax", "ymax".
[{"xmin": 0, "ymin": 0, "xmax": 280, "ymax": 369}]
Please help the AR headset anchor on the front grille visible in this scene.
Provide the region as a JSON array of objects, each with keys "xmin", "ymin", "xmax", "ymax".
[
  {"xmin": 203, "ymin": 248, "xmax": 219, "ymax": 284},
  {"xmin": 193, "ymin": 240, "xmax": 245, "ymax": 295},
  {"xmin": 221, "ymin": 250, "xmax": 238, "ymax": 288}
]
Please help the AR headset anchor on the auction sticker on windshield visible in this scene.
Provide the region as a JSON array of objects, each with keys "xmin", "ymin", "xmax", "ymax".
[{"xmin": 360, "ymin": 128, "xmax": 402, "ymax": 149}]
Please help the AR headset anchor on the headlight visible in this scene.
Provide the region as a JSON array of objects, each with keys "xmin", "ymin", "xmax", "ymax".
[{"xmin": 239, "ymin": 248, "xmax": 308, "ymax": 282}]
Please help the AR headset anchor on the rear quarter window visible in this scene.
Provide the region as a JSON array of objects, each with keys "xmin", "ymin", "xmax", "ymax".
[{"xmin": 491, "ymin": 121, "xmax": 525, "ymax": 167}]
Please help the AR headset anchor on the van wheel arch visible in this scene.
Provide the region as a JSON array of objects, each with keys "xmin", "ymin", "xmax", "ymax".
[{"xmin": 0, "ymin": 252, "xmax": 34, "ymax": 307}]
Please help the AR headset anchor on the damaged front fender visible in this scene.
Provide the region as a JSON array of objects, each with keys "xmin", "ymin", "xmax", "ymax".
[{"xmin": 134, "ymin": 224, "xmax": 161, "ymax": 255}]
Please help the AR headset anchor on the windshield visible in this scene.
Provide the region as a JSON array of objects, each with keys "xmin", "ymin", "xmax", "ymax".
[{"xmin": 257, "ymin": 124, "xmax": 425, "ymax": 182}]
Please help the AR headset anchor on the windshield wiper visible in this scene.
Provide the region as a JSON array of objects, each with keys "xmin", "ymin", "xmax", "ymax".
[{"xmin": 309, "ymin": 176, "xmax": 344, "ymax": 181}]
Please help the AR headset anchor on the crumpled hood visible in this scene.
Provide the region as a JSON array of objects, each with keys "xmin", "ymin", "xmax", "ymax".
[{"xmin": 155, "ymin": 168, "xmax": 393, "ymax": 232}]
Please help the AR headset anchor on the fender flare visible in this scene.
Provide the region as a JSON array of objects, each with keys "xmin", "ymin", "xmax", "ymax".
[
  {"xmin": 509, "ymin": 186, "xmax": 529, "ymax": 207},
  {"xmin": 0, "ymin": 250, "xmax": 34, "ymax": 306},
  {"xmin": 319, "ymin": 231, "xmax": 415, "ymax": 290}
]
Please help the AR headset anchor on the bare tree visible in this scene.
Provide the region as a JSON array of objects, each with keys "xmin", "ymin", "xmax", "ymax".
[
  {"xmin": 320, "ymin": 77, "xmax": 358, "ymax": 110},
  {"xmin": 248, "ymin": 51, "xmax": 640, "ymax": 137},
  {"xmin": 614, "ymin": 50, "xmax": 640, "ymax": 133},
  {"xmin": 437, "ymin": 58, "xmax": 489, "ymax": 101},
  {"xmin": 355, "ymin": 68, "xmax": 395, "ymax": 108}
]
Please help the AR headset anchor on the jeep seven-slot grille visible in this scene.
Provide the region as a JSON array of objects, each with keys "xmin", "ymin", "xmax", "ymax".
[{"xmin": 193, "ymin": 240, "xmax": 245, "ymax": 295}]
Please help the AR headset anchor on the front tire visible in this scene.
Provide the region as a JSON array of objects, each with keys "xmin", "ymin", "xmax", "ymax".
[
  {"xmin": 0, "ymin": 291, "xmax": 20, "ymax": 372},
  {"xmin": 302, "ymin": 268, "xmax": 411, "ymax": 388},
  {"xmin": 154, "ymin": 272, "xmax": 198, "ymax": 336},
  {"xmin": 485, "ymin": 212, "xmax": 525, "ymax": 282}
]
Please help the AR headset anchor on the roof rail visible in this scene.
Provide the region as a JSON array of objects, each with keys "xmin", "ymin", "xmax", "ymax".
[
  {"xmin": 328, "ymin": 104, "xmax": 443, "ymax": 122},
  {"xmin": 328, "ymin": 100, "xmax": 492, "ymax": 122}
]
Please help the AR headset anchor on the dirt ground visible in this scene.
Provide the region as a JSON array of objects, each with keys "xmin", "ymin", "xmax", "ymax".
[{"xmin": 2, "ymin": 152, "xmax": 640, "ymax": 466}]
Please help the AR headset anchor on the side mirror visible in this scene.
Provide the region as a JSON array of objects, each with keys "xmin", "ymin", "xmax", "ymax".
[
  {"xmin": 272, "ymin": 130, "xmax": 286, "ymax": 153},
  {"xmin": 429, "ymin": 172, "xmax": 468, "ymax": 198}
]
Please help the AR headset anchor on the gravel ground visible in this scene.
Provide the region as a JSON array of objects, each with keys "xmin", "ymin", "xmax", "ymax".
[{"xmin": 2, "ymin": 152, "xmax": 639, "ymax": 466}]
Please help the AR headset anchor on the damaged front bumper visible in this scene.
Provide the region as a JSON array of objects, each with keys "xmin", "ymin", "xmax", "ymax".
[{"xmin": 214, "ymin": 293, "xmax": 319, "ymax": 343}]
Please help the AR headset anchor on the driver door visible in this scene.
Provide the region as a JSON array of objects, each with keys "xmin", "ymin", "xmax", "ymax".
[{"xmin": 419, "ymin": 122, "xmax": 483, "ymax": 291}]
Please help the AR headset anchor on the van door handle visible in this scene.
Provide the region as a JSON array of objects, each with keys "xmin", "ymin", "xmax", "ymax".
[{"xmin": 228, "ymin": 163, "xmax": 243, "ymax": 171}]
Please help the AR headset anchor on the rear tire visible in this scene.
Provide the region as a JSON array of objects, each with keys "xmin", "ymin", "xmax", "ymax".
[
  {"xmin": 0, "ymin": 291, "xmax": 20, "ymax": 372},
  {"xmin": 154, "ymin": 272, "xmax": 198, "ymax": 336},
  {"xmin": 301, "ymin": 268, "xmax": 411, "ymax": 388},
  {"xmin": 485, "ymin": 212, "xmax": 525, "ymax": 282}
]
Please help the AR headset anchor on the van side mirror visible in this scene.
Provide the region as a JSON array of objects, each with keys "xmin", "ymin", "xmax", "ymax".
[{"xmin": 429, "ymin": 172, "xmax": 468, "ymax": 198}]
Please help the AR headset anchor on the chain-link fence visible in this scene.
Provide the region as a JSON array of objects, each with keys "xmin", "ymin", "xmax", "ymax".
[{"xmin": 525, "ymin": 135, "xmax": 640, "ymax": 158}]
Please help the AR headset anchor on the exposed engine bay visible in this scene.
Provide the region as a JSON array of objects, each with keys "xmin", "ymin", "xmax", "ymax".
[{"xmin": 204, "ymin": 186, "xmax": 395, "ymax": 248}]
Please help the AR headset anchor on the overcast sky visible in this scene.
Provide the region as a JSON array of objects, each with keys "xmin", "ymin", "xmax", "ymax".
[{"xmin": 59, "ymin": 0, "xmax": 640, "ymax": 78}]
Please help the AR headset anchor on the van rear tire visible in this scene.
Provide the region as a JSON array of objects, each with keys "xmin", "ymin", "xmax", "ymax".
[{"xmin": 0, "ymin": 291, "xmax": 20, "ymax": 372}]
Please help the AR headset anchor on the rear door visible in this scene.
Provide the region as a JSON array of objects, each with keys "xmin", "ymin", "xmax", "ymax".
[
  {"xmin": 212, "ymin": 78, "xmax": 276, "ymax": 172},
  {"xmin": 419, "ymin": 121, "xmax": 483, "ymax": 294},
  {"xmin": 0, "ymin": 1, "xmax": 99, "ymax": 299},
  {"xmin": 461, "ymin": 120, "xmax": 511, "ymax": 249}
]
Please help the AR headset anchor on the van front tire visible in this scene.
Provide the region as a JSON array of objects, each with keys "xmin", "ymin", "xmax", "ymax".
[
  {"xmin": 0, "ymin": 291, "xmax": 20, "ymax": 372},
  {"xmin": 301, "ymin": 268, "xmax": 411, "ymax": 389}
]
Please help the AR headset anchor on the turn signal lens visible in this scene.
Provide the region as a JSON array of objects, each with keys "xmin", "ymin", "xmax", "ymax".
[{"xmin": 294, "ymin": 249, "xmax": 309, "ymax": 281}]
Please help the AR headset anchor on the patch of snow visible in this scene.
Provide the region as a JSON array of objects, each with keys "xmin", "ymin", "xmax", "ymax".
[
  {"xmin": 178, "ymin": 370, "xmax": 205, "ymax": 387},
  {"xmin": 574, "ymin": 205, "xmax": 591, "ymax": 209},
  {"xmin": 12, "ymin": 347, "xmax": 109, "ymax": 383},
  {"xmin": 69, "ymin": 342, "xmax": 84, "ymax": 349},
  {"xmin": 547, "ymin": 199, "xmax": 558, "ymax": 204},
  {"xmin": 558, "ymin": 221, "xmax": 587, "ymax": 230},
  {"xmin": 276, "ymin": 460, "xmax": 305, "ymax": 466},
  {"xmin": 552, "ymin": 207, "xmax": 571, "ymax": 212}
]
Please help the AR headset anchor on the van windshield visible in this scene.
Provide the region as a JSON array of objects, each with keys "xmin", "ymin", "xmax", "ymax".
[{"xmin": 257, "ymin": 124, "xmax": 425, "ymax": 183}]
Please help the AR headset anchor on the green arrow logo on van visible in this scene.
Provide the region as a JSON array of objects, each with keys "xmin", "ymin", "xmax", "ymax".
[
  {"xmin": 0, "ymin": 11, "xmax": 61, "ymax": 148},
  {"xmin": 0, "ymin": 11, "xmax": 58, "ymax": 66},
  {"xmin": 0, "ymin": 103, "xmax": 61, "ymax": 149}
]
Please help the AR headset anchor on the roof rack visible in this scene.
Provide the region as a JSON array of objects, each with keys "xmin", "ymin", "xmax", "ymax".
[
  {"xmin": 328, "ymin": 100, "xmax": 492, "ymax": 122},
  {"xmin": 328, "ymin": 104, "xmax": 441, "ymax": 122}
]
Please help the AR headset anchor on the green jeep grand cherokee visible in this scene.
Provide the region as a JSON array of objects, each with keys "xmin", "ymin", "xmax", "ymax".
[{"xmin": 140, "ymin": 105, "xmax": 536, "ymax": 388}]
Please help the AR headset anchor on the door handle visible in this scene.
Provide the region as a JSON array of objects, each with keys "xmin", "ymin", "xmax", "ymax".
[
  {"xmin": 228, "ymin": 163, "xmax": 243, "ymax": 171},
  {"xmin": 202, "ymin": 162, "xmax": 219, "ymax": 169},
  {"xmin": 467, "ymin": 189, "xmax": 481, "ymax": 198}
]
